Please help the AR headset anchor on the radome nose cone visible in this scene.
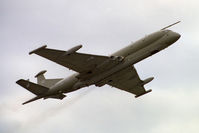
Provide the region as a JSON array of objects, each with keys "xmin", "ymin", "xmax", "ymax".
[
  {"xmin": 174, "ymin": 32, "xmax": 181, "ymax": 40},
  {"xmin": 169, "ymin": 31, "xmax": 181, "ymax": 42},
  {"xmin": 166, "ymin": 31, "xmax": 181, "ymax": 44}
]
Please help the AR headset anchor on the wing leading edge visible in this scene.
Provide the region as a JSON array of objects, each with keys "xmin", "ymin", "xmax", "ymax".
[
  {"xmin": 29, "ymin": 45, "xmax": 124, "ymax": 80},
  {"xmin": 29, "ymin": 45, "xmax": 110, "ymax": 73}
]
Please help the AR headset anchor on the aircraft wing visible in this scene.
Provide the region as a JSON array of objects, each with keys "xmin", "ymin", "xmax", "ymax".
[
  {"xmin": 29, "ymin": 45, "xmax": 122, "ymax": 79},
  {"xmin": 105, "ymin": 66, "xmax": 152, "ymax": 97}
]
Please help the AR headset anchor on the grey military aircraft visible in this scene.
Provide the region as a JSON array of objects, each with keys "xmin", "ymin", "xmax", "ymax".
[{"xmin": 16, "ymin": 21, "xmax": 181, "ymax": 105}]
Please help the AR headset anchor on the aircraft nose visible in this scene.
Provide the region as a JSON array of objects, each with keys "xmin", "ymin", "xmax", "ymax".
[
  {"xmin": 172, "ymin": 31, "xmax": 181, "ymax": 40},
  {"xmin": 167, "ymin": 31, "xmax": 181, "ymax": 43},
  {"xmin": 170, "ymin": 31, "xmax": 181, "ymax": 40}
]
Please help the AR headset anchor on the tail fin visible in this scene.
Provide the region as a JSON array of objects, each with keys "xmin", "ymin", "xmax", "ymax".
[
  {"xmin": 35, "ymin": 70, "xmax": 63, "ymax": 88},
  {"xmin": 35, "ymin": 70, "xmax": 47, "ymax": 85}
]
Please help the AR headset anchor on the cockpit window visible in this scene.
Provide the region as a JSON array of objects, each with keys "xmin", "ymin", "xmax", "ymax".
[{"xmin": 163, "ymin": 29, "xmax": 171, "ymax": 33}]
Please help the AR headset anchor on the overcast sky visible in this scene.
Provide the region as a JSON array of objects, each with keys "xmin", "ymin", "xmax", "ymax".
[{"xmin": 1, "ymin": 0, "xmax": 199, "ymax": 133}]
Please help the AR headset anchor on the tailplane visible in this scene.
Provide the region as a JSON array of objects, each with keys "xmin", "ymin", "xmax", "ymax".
[
  {"xmin": 16, "ymin": 79, "xmax": 49, "ymax": 95},
  {"xmin": 16, "ymin": 70, "xmax": 64, "ymax": 105},
  {"xmin": 16, "ymin": 79, "xmax": 49, "ymax": 105},
  {"xmin": 22, "ymin": 96, "xmax": 42, "ymax": 105}
]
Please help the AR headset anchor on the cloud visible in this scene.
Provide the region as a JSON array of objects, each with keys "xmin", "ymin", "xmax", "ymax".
[
  {"xmin": 1, "ymin": 88, "xmax": 199, "ymax": 133},
  {"xmin": 1, "ymin": 0, "xmax": 199, "ymax": 133}
]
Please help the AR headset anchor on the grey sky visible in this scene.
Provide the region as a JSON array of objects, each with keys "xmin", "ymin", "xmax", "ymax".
[{"xmin": 1, "ymin": 0, "xmax": 199, "ymax": 133}]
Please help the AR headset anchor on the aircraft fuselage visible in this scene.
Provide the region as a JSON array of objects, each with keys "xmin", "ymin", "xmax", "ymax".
[{"xmin": 46, "ymin": 30, "xmax": 180, "ymax": 97}]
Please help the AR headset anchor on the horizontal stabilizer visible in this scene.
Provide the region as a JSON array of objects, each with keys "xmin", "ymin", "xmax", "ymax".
[
  {"xmin": 35, "ymin": 70, "xmax": 47, "ymax": 78},
  {"xmin": 22, "ymin": 96, "xmax": 42, "ymax": 105},
  {"xmin": 29, "ymin": 45, "xmax": 47, "ymax": 55},
  {"xmin": 16, "ymin": 79, "xmax": 49, "ymax": 95}
]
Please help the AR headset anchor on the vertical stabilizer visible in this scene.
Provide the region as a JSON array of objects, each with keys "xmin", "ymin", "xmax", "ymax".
[
  {"xmin": 35, "ymin": 70, "xmax": 63, "ymax": 88},
  {"xmin": 35, "ymin": 70, "xmax": 47, "ymax": 85}
]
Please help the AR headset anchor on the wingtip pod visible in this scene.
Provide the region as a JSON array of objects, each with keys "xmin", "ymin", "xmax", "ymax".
[
  {"xmin": 135, "ymin": 89, "xmax": 152, "ymax": 98},
  {"xmin": 29, "ymin": 45, "xmax": 47, "ymax": 55}
]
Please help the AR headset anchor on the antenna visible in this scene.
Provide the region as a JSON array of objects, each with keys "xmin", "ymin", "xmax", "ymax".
[{"xmin": 161, "ymin": 21, "xmax": 181, "ymax": 30}]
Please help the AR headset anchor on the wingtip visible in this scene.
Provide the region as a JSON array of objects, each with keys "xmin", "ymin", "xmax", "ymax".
[
  {"xmin": 29, "ymin": 45, "xmax": 47, "ymax": 55},
  {"xmin": 22, "ymin": 101, "xmax": 30, "ymax": 105},
  {"xmin": 16, "ymin": 79, "xmax": 23, "ymax": 84},
  {"xmin": 22, "ymin": 101, "xmax": 28, "ymax": 105},
  {"xmin": 79, "ymin": 44, "xmax": 83, "ymax": 48},
  {"xmin": 135, "ymin": 89, "xmax": 152, "ymax": 98}
]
